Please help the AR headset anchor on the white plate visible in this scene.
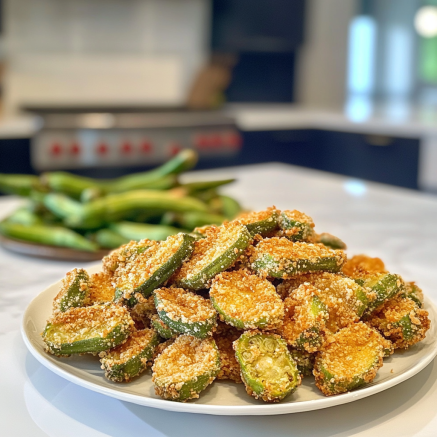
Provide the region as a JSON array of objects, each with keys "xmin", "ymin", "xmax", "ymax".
[{"xmin": 22, "ymin": 265, "xmax": 437, "ymax": 416}]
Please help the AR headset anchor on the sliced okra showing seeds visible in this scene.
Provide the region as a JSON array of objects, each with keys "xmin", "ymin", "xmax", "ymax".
[
  {"xmin": 154, "ymin": 287, "xmax": 217, "ymax": 338},
  {"xmin": 115, "ymin": 233, "xmax": 195, "ymax": 305},
  {"xmin": 152, "ymin": 335, "xmax": 220, "ymax": 401},
  {"xmin": 281, "ymin": 284, "xmax": 329, "ymax": 352},
  {"xmin": 313, "ymin": 322, "xmax": 385, "ymax": 396},
  {"xmin": 100, "ymin": 328, "xmax": 160, "ymax": 382},
  {"xmin": 367, "ymin": 296, "xmax": 430, "ymax": 349},
  {"xmin": 42, "ymin": 303, "xmax": 134, "ymax": 356},
  {"xmin": 53, "ymin": 268, "xmax": 90, "ymax": 314},
  {"xmin": 250, "ymin": 238, "xmax": 346, "ymax": 279},
  {"xmin": 234, "ymin": 331, "xmax": 301, "ymax": 402},
  {"xmin": 209, "ymin": 269, "xmax": 284, "ymax": 330},
  {"xmin": 172, "ymin": 222, "xmax": 251, "ymax": 290}
]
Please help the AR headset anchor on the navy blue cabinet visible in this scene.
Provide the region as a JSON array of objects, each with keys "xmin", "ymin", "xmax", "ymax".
[{"xmin": 239, "ymin": 130, "xmax": 420, "ymax": 189}]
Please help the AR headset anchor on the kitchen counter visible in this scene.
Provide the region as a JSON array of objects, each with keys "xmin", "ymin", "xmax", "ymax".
[
  {"xmin": 5, "ymin": 100, "xmax": 437, "ymax": 139},
  {"xmin": 2, "ymin": 163, "xmax": 437, "ymax": 437}
]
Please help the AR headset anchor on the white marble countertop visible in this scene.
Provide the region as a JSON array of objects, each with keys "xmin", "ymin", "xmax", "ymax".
[{"xmin": 1, "ymin": 163, "xmax": 437, "ymax": 436}]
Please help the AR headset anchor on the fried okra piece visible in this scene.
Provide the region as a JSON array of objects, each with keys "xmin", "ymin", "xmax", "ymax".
[
  {"xmin": 150, "ymin": 314, "xmax": 178, "ymax": 339},
  {"xmin": 278, "ymin": 210, "xmax": 315, "ymax": 241},
  {"xmin": 152, "ymin": 335, "xmax": 220, "ymax": 401},
  {"xmin": 356, "ymin": 272, "xmax": 404, "ymax": 315},
  {"xmin": 213, "ymin": 323, "xmax": 242, "ymax": 383},
  {"xmin": 314, "ymin": 322, "xmax": 385, "ymax": 396},
  {"xmin": 172, "ymin": 222, "xmax": 251, "ymax": 290},
  {"xmin": 281, "ymin": 284, "xmax": 328, "ymax": 352},
  {"xmin": 154, "ymin": 287, "xmax": 217, "ymax": 338},
  {"xmin": 315, "ymin": 232, "xmax": 347, "ymax": 250},
  {"xmin": 100, "ymin": 328, "xmax": 160, "ymax": 382},
  {"xmin": 289, "ymin": 348, "xmax": 315, "ymax": 377},
  {"xmin": 250, "ymin": 238, "xmax": 346, "ymax": 279},
  {"xmin": 53, "ymin": 268, "xmax": 90, "ymax": 314},
  {"xmin": 367, "ymin": 296, "xmax": 430, "ymax": 349},
  {"xmin": 42, "ymin": 303, "xmax": 134, "ymax": 356},
  {"xmin": 234, "ymin": 331, "xmax": 301, "ymax": 402},
  {"xmin": 88, "ymin": 271, "xmax": 115, "ymax": 304},
  {"xmin": 234, "ymin": 207, "xmax": 279, "ymax": 237},
  {"xmin": 210, "ymin": 270, "xmax": 284, "ymax": 330},
  {"xmin": 129, "ymin": 295, "xmax": 156, "ymax": 329},
  {"xmin": 342, "ymin": 254, "xmax": 386, "ymax": 277},
  {"xmin": 102, "ymin": 239, "xmax": 153, "ymax": 275},
  {"xmin": 279, "ymin": 273, "xmax": 372, "ymax": 331},
  {"xmin": 401, "ymin": 282, "xmax": 424, "ymax": 308},
  {"xmin": 115, "ymin": 233, "xmax": 195, "ymax": 305}
]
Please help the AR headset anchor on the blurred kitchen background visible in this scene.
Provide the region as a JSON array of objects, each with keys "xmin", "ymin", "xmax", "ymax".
[{"xmin": 1, "ymin": 0, "xmax": 437, "ymax": 191}]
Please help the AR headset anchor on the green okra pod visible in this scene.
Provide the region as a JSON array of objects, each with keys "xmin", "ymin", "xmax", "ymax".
[{"xmin": 0, "ymin": 221, "xmax": 98, "ymax": 251}]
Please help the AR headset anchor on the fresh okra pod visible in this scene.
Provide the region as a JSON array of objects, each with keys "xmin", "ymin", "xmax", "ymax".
[
  {"xmin": 0, "ymin": 174, "xmax": 39, "ymax": 197},
  {"xmin": 0, "ymin": 221, "xmax": 98, "ymax": 251}
]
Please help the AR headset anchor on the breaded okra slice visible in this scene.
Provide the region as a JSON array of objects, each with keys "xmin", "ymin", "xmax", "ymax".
[
  {"xmin": 154, "ymin": 287, "xmax": 217, "ymax": 338},
  {"xmin": 129, "ymin": 295, "xmax": 156, "ymax": 329},
  {"xmin": 401, "ymin": 282, "xmax": 424, "ymax": 308},
  {"xmin": 100, "ymin": 328, "xmax": 160, "ymax": 382},
  {"xmin": 152, "ymin": 335, "xmax": 220, "ymax": 401},
  {"xmin": 209, "ymin": 269, "xmax": 284, "ymax": 330},
  {"xmin": 102, "ymin": 239, "xmax": 154, "ymax": 275},
  {"xmin": 53, "ymin": 268, "xmax": 90, "ymax": 314},
  {"xmin": 250, "ymin": 238, "xmax": 346, "ymax": 279},
  {"xmin": 342, "ymin": 254, "xmax": 386, "ymax": 277},
  {"xmin": 150, "ymin": 314, "xmax": 178, "ymax": 339},
  {"xmin": 42, "ymin": 303, "xmax": 134, "ymax": 356},
  {"xmin": 289, "ymin": 348, "xmax": 315, "ymax": 377},
  {"xmin": 278, "ymin": 273, "xmax": 372, "ymax": 331},
  {"xmin": 314, "ymin": 322, "xmax": 385, "ymax": 396},
  {"xmin": 367, "ymin": 296, "xmax": 430, "ymax": 349},
  {"xmin": 172, "ymin": 222, "xmax": 251, "ymax": 290},
  {"xmin": 234, "ymin": 331, "xmax": 301, "ymax": 402},
  {"xmin": 234, "ymin": 207, "xmax": 279, "ymax": 237},
  {"xmin": 88, "ymin": 271, "xmax": 115, "ymax": 304},
  {"xmin": 354, "ymin": 271, "xmax": 405, "ymax": 315},
  {"xmin": 277, "ymin": 210, "xmax": 315, "ymax": 242},
  {"xmin": 315, "ymin": 232, "xmax": 347, "ymax": 250},
  {"xmin": 115, "ymin": 233, "xmax": 195, "ymax": 305},
  {"xmin": 213, "ymin": 322, "xmax": 242, "ymax": 383},
  {"xmin": 281, "ymin": 284, "xmax": 328, "ymax": 352}
]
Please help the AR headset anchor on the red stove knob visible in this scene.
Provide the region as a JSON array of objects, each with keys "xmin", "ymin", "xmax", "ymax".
[
  {"xmin": 121, "ymin": 142, "xmax": 132, "ymax": 154},
  {"xmin": 140, "ymin": 141, "xmax": 152, "ymax": 153},
  {"xmin": 50, "ymin": 143, "xmax": 62, "ymax": 156},
  {"xmin": 195, "ymin": 135, "xmax": 209, "ymax": 149},
  {"xmin": 96, "ymin": 143, "xmax": 108, "ymax": 155},
  {"xmin": 169, "ymin": 143, "xmax": 182, "ymax": 156},
  {"xmin": 210, "ymin": 134, "xmax": 222, "ymax": 148},
  {"xmin": 70, "ymin": 143, "xmax": 80, "ymax": 155},
  {"xmin": 226, "ymin": 132, "xmax": 242, "ymax": 148}
]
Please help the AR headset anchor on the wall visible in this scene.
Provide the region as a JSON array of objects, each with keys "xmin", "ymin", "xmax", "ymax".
[
  {"xmin": 2, "ymin": 0, "xmax": 211, "ymax": 113},
  {"xmin": 295, "ymin": 0, "xmax": 357, "ymax": 109}
]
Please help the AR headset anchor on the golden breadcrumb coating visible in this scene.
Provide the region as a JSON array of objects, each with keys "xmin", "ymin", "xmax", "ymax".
[
  {"xmin": 367, "ymin": 296, "xmax": 430, "ymax": 349},
  {"xmin": 210, "ymin": 269, "xmax": 284, "ymax": 330}
]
